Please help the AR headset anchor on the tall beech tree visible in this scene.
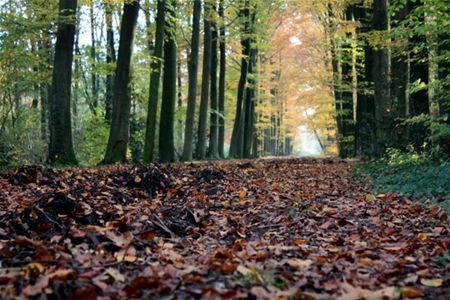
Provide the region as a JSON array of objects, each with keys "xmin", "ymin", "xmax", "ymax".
[
  {"xmin": 391, "ymin": 4, "xmax": 410, "ymax": 148},
  {"xmin": 218, "ymin": 0, "xmax": 226, "ymax": 158},
  {"xmin": 143, "ymin": 0, "xmax": 166, "ymax": 163},
  {"xmin": 196, "ymin": 1, "xmax": 213, "ymax": 159},
  {"xmin": 48, "ymin": 0, "xmax": 78, "ymax": 165},
  {"xmin": 372, "ymin": 0, "xmax": 391, "ymax": 155},
  {"xmin": 182, "ymin": 0, "xmax": 201, "ymax": 161},
  {"xmin": 104, "ymin": 1, "xmax": 116, "ymax": 124},
  {"xmin": 354, "ymin": 4, "xmax": 375, "ymax": 156},
  {"xmin": 159, "ymin": 0, "xmax": 177, "ymax": 163},
  {"xmin": 103, "ymin": 0, "xmax": 139, "ymax": 164},
  {"xmin": 208, "ymin": 1, "xmax": 219, "ymax": 158},
  {"xmin": 229, "ymin": 0, "xmax": 251, "ymax": 158}
]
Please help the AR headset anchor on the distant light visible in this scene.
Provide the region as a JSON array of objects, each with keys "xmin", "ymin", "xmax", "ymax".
[
  {"xmin": 303, "ymin": 108, "xmax": 316, "ymax": 117},
  {"xmin": 289, "ymin": 36, "xmax": 303, "ymax": 46}
]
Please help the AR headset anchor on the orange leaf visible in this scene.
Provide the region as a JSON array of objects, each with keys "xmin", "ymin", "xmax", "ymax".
[{"xmin": 401, "ymin": 287, "xmax": 424, "ymax": 298}]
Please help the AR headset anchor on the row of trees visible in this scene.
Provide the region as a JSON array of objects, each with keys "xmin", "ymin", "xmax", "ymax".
[
  {"xmin": 1, "ymin": 0, "xmax": 304, "ymax": 166},
  {"xmin": 0, "ymin": 0, "xmax": 448, "ymax": 166},
  {"xmin": 327, "ymin": 0, "xmax": 450, "ymax": 158}
]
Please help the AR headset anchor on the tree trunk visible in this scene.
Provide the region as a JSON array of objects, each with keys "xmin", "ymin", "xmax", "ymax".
[
  {"xmin": 143, "ymin": 0, "xmax": 166, "ymax": 163},
  {"xmin": 328, "ymin": 4, "xmax": 346, "ymax": 157},
  {"xmin": 48, "ymin": 0, "xmax": 78, "ymax": 165},
  {"xmin": 229, "ymin": 0, "xmax": 250, "ymax": 158},
  {"xmin": 103, "ymin": 0, "xmax": 139, "ymax": 164},
  {"xmin": 218, "ymin": 0, "xmax": 226, "ymax": 158},
  {"xmin": 408, "ymin": 1, "xmax": 429, "ymax": 151},
  {"xmin": 354, "ymin": 4, "xmax": 376, "ymax": 156},
  {"xmin": 391, "ymin": 4, "xmax": 410, "ymax": 149},
  {"xmin": 426, "ymin": 12, "xmax": 439, "ymax": 119},
  {"xmin": 105, "ymin": 1, "xmax": 116, "ymax": 124},
  {"xmin": 208, "ymin": 1, "xmax": 219, "ymax": 158},
  {"xmin": 243, "ymin": 47, "xmax": 257, "ymax": 158},
  {"xmin": 158, "ymin": 0, "xmax": 177, "ymax": 163},
  {"xmin": 196, "ymin": 1, "xmax": 212, "ymax": 159},
  {"xmin": 177, "ymin": 56, "xmax": 183, "ymax": 149},
  {"xmin": 182, "ymin": 0, "xmax": 201, "ymax": 161},
  {"xmin": 373, "ymin": 0, "xmax": 391, "ymax": 155},
  {"xmin": 90, "ymin": 1, "xmax": 98, "ymax": 113}
]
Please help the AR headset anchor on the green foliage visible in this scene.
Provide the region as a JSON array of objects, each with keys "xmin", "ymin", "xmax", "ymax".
[
  {"xmin": 74, "ymin": 115, "xmax": 109, "ymax": 166},
  {"xmin": 355, "ymin": 147, "xmax": 450, "ymax": 212},
  {"xmin": 401, "ymin": 113, "xmax": 450, "ymax": 147},
  {"xmin": 0, "ymin": 109, "xmax": 47, "ymax": 168}
]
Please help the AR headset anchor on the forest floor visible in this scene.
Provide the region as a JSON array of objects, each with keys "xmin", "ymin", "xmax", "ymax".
[{"xmin": 0, "ymin": 158, "xmax": 448, "ymax": 299}]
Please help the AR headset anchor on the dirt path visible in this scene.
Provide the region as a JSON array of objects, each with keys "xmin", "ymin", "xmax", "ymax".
[{"xmin": 0, "ymin": 158, "xmax": 448, "ymax": 299}]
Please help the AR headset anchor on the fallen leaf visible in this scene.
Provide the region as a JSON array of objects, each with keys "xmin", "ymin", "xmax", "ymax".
[
  {"xmin": 237, "ymin": 265, "xmax": 252, "ymax": 276},
  {"xmin": 104, "ymin": 268, "xmax": 125, "ymax": 282},
  {"xmin": 22, "ymin": 275, "xmax": 49, "ymax": 297},
  {"xmin": 286, "ymin": 258, "xmax": 314, "ymax": 269},
  {"xmin": 420, "ymin": 278, "xmax": 443, "ymax": 287},
  {"xmin": 21, "ymin": 262, "xmax": 45, "ymax": 278},
  {"xmin": 401, "ymin": 287, "xmax": 424, "ymax": 298},
  {"xmin": 48, "ymin": 269, "xmax": 76, "ymax": 281}
]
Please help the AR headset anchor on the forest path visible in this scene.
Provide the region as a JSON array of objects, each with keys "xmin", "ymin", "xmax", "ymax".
[{"xmin": 0, "ymin": 158, "xmax": 448, "ymax": 299}]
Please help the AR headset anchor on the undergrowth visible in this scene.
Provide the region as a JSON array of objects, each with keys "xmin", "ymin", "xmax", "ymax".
[{"xmin": 354, "ymin": 148, "xmax": 450, "ymax": 213}]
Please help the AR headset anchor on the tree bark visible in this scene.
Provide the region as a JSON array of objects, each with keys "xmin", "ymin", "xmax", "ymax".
[
  {"xmin": 196, "ymin": 1, "xmax": 212, "ymax": 159},
  {"xmin": 391, "ymin": 4, "xmax": 410, "ymax": 149},
  {"xmin": 208, "ymin": 1, "xmax": 219, "ymax": 158},
  {"xmin": 90, "ymin": 1, "xmax": 98, "ymax": 113},
  {"xmin": 182, "ymin": 0, "xmax": 201, "ymax": 161},
  {"xmin": 48, "ymin": 0, "xmax": 78, "ymax": 165},
  {"xmin": 218, "ymin": 0, "xmax": 226, "ymax": 158},
  {"xmin": 105, "ymin": 1, "xmax": 116, "ymax": 124},
  {"xmin": 103, "ymin": 0, "xmax": 139, "ymax": 164},
  {"xmin": 373, "ymin": 0, "xmax": 391, "ymax": 155},
  {"xmin": 143, "ymin": 0, "xmax": 166, "ymax": 162},
  {"xmin": 328, "ymin": 4, "xmax": 346, "ymax": 157},
  {"xmin": 243, "ymin": 47, "xmax": 257, "ymax": 158},
  {"xmin": 229, "ymin": 0, "xmax": 250, "ymax": 158},
  {"xmin": 159, "ymin": 0, "xmax": 177, "ymax": 163}
]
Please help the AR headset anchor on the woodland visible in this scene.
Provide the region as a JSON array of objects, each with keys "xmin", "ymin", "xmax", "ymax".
[{"xmin": 0, "ymin": 0, "xmax": 449, "ymax": 299}]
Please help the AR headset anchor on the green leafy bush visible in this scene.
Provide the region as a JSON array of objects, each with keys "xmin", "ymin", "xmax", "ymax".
[
  {"xmin": 355, "ymin": 147, "xmax": 450, "ymax": 212},
  {"xmin": 0, "ymin": 110, "xmax": 47, "ymax": 168},
  {"xmin": 74, "ymin": 115, "xmax": 109, "ymax": 166}
]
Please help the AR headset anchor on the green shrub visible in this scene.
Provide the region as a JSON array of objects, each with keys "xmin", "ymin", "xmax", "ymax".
[
  {"xmin": 355, "ymin": 147, "xmax": 450, "ymax": 212},
  {"xmin": 0, "ymin": 110, "xmax": 47, "ymax": 168}
]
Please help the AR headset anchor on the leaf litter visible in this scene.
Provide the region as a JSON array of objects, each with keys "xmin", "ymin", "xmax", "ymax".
[{"xmin": 0, "ymin": 158, "xmax": 448, "ymax": 299}]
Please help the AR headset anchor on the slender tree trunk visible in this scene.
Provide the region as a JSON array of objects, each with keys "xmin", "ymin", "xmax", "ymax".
[
  {"xmin": 218, "ymin": 0, "xmax": 226, "ymax": 158},
  {"xmin": 38, "ymin": 38, "xmax": 51, "ymax": 141},
  {"xmin": 90, "ymin": 1, "xmax": 98, "ymax": 113},
  {"xmin": 243, "ymin": 47, "xmax": 257, "ymax": 158},
  {"xmin": 182, "ymin": 0, "xmax": 201, "ymax": 161},
  {"xmin": 105, "ymin": 1, "xmax": 116, "ymax": 124},
  {"xmin": 373, "ymin": 0, "xmax": 391, "ymax": 155},
  {"xmin": 208, "ymin": 1, "xmax": 219, "ymax": 158},
  {"xmin": 177, "ymin": 56, "xmax": 183, "ymax": 150},
  {"xmin": 328, "ymin": 5, "xmax": 346, "ymax": 157},
  {"xmin": 196, "ymin": 1, "xmax": 212, "ymax": 159},
  {"xmin": 426, "ymin": 12, "xmax": 439, "ymax": 119},
  {"xmin": 143, "ymin": 0, "xmax": 166, "ymax": 162},
  {"xmin": 354, "ymin": 5, "xmax": 373, "ymax": 155},
  {"xmin": 103, "ymin": 0, "xmax": 139, "ymax": 164},
  {"xmin": 73, "ymin": 27, "xmax": 80, "ymax": 126},
  {"xmin": 159, "ymin": 0, "xmax": 177, "ymax": 163},
  {"xmin": 391, "ymin": 4, "xmax": 410, "ymax": 149},
  {"xmin": 48, "ymin": 0, "xmax": 78, "ymax": 165},
  {"xmin": 229, "ymin": 0, "xmax": 250, "ymax": 158},
  {"xmin": 40, "ymin": 83, "xmax": 48, "ymax": 140}
]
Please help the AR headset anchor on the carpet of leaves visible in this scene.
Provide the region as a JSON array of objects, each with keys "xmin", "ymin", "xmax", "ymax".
[{"xmin": 0, "ymin": 158, "xmax": 449, "ymax": 299}]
